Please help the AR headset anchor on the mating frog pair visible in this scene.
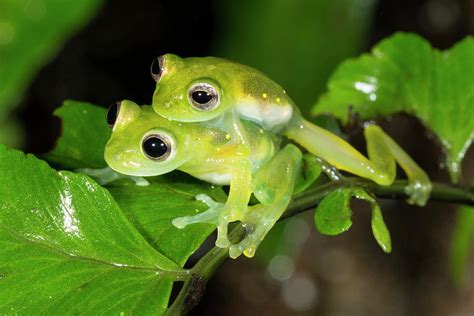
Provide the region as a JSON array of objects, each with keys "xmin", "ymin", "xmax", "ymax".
[{"xmin": 99, "ymin": 54, "xmax": 431, "ymax": 258}]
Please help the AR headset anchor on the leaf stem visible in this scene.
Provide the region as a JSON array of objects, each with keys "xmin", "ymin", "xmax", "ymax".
[
  {"xmin": 167, "ymin": 179, "xmax": 474, "ymax": 314},
  {"xmin": 166, "ymin": 226, "xmax": 245, "ymax": 315}
]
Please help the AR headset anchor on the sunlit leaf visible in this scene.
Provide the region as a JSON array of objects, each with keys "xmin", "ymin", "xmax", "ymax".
[
  {"xmin": 313, "ymin": 33, "xmax": 474, "ymax": 182},
  {"xmin": 107, "ymin": 174, "xmax": 224, "ymax": 266},
  {"xmin": 314, "ymin": 188, "xmax": 352, "ymax": 235},
  {"xmin": 0, "ymin": 145, "xmax": 179, "ymax": 314},
  {"xmin": 371, "ymin": 206, "xmax": 391, "ymax": 253}
]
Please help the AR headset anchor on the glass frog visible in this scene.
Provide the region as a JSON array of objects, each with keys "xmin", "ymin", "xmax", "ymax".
[
  {"xmin": 102, "ymin": 95, "xmax": 430, "ymax": 258},
  {"xmin": 150, "ymin": 54, "xmax": 431, "ymax": 205}
]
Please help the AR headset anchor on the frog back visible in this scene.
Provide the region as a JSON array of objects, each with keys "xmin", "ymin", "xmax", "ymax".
[{"xmin": 226, "ymin": 62, "xmax": 296, "ymax": 131}]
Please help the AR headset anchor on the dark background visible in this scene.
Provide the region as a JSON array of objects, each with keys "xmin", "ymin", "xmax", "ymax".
[{"xmin": 15, "ymin": 0, "xmax": 474, "ymax": 315}]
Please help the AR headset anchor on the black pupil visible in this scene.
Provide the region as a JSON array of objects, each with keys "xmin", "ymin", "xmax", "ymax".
[
  {"xmin": 143, "ymin": 137, "xmax": 168, "ymax": 159},
  {"xmin": 107, "ymin": 102, "xmax": 120, "ymax": 127},
  {"xmin": 192, "ymin": 90, "xmax": 213, "ymax": 104}
]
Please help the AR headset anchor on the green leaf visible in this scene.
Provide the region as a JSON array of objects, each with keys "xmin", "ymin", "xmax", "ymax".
[
  {"xmin": 0, "ymin": 0, "xmax": 102, "ymax": 145},
  {"xmin": 215, "ymin": 0, "xmax": 375, "ymax": 114},
  {"xmin": 107, "ymin": 174, "xmax": 224, "ymax": 266},
  {"xmin": 449, "ymin": 205, "xmax": 474, "ymax": 285},
  {"xmin": 313, "ymin": 33, "xmax": 474, "ymax": 182},
  {"xmin": 0, "ymin": 145, "xmax": 182, "ymax": 314},
  {"xmin": 352, "ymin": 188, "xmax": 392, "ymax": 253},
  {"xmin": 371, "ymin": 205, "xmax": 391, "ymax": 253},
  {"xmin": 44, "ymin": 100, "xmax": 111, "ymax": 169},
  {"xmin": 314, "ymin": 187, "xmax": 391, "ymax": 253},
  {"xmin": 314, "ymin": 188, "xmax": 352, "ymax": 235}
]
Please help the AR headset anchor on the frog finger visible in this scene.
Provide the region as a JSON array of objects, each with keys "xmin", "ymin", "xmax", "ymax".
[
  {"xmin": 171, "ymin": 207, "xmax": 220, "ymax": 228},
  {"xmin": 195, "ymin": 194, "xmax": 221, "ymax": 208}
]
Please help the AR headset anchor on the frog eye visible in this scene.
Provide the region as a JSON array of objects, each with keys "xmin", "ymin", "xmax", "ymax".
[
  {"xmin": 142, "ymin": 133, "xmax": 173, "ymax": 161},
  {"xmin": 188, "ymin": 83, "xmax": 220, "ymax": 111},
  {"xmin": 150, "ymin": 56, "xmax": 165, "ymax": 82},
  {"xmin": 107, "ymin": 101, "xmax": 121, "ymax": 128}
]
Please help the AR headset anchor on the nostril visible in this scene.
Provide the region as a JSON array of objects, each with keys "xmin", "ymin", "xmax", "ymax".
[{"xmin": 107, "ymin": 101, "xmax": 121, "ymax": 127}]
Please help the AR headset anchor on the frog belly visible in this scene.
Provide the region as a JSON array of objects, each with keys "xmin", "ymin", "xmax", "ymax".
[
  {"xmin": 237, "ymin": 99, "xmax": 293, "ymax": 131},
  {"xmin": 193, "ymin": 171, "xmax": 231, "ymax": 186}
]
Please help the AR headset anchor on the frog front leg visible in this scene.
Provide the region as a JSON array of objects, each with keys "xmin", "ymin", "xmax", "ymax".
[
  {"xmin": 285, "ymin": 119, "xmax": 431, "ymax": 206},
  {"xmin": 172, "ymin": 158, "xmax": 253, "ymax": 248},
  {"xmin": 229, "ymin": 144, "xmax": 303, "ymax": 258}
]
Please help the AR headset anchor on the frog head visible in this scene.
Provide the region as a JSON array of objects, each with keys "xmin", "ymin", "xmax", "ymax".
[
  {"xmin": 150, "ymin": 54, "xmax": 244, "ymax": 122},
  {"xmin": 104, "ymin": 100, "xmax": 193, "ymax": 176}
]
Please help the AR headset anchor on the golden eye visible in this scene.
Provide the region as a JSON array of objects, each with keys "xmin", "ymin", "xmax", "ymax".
[
  {"xmin": 142, "ymin": 133, "xmax": 172, "ymax": 161},
  {"xmin": 188, "ymin": 83, "xmax": 220, "ymax": 111}
]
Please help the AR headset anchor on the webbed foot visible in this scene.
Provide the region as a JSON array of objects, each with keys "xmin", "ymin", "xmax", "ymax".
[
  {"xmin": 172, "ymin": 194, "xmax": 246, "ymax": 248},
  {"xmin": 405, "ymin": 178, "xmax": 432, "ymax": 206},
  {"xmin": 229, "ymin": 204, "xmax": 281, "ymax": 259}
]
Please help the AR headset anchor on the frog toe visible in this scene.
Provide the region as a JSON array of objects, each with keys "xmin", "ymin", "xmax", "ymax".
[
  {"xmin": 229, "ymin": 243, "xmax": 245, "ymax": 259},
  {"xmin": 229, "ymin": 237, "xmax": 260, "ymax": 259},
  {"xmin": 131, "ymin": 176, "xmax": 150, "ymax": 186},
  {"xmin": 216, "ymin": 236, "xmax": 231, "ymax": 248},
  {"xmin": 215, "ymin": 219, "xmax": 231, "ymax": 248},
  {"xmin": 405, "ymin": 179, "xmax": 432, "ymax": 206},
  {"xmin": 171, "ymin": 207, "xmax": 220, "ymax": 229},
  {"xmin": 228, "ymin": 221, "xmax": 266, "ymax": 258},
  {"xmin": 195, "ymin": 194, "xmax": 222, "ymax": 208},
  {"xmin": 171, "ymin": 217, "xmax": 189, "ymax": 229}
]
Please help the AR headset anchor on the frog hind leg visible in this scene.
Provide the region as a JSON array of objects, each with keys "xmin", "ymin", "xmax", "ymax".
[
  {"xmin": 285, "ymin": 118, "xmax": 431, "ymax": 206},
  {"xmin": 364, "ymin": 124, "xmax": 431, "ymax": 206},
  {"xmin": 229, "ymin": 144, "xmax": 302, "ymax": 259}
]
